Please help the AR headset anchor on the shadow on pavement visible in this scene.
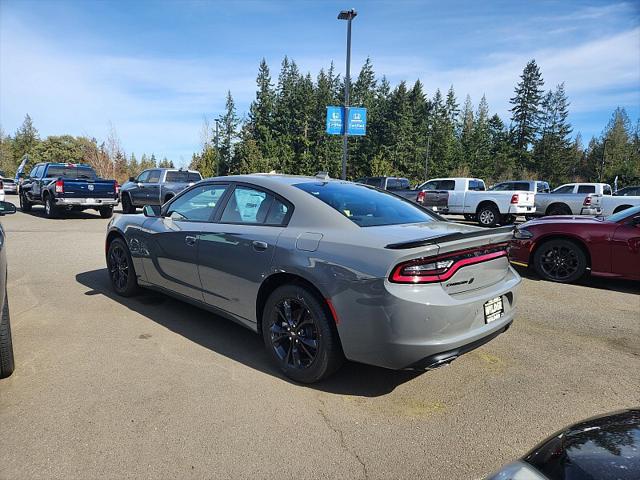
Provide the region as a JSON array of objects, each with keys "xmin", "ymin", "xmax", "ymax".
[
  {"xmin": 76, "ymin": 268, "xmax": 423, "ymax": 397},
  {"xmin": 513, "ymin": 265, "xmax": 639, "ymax": 294}
]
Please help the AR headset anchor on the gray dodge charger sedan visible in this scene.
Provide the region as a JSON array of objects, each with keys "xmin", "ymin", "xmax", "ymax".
[{"xmin": 105, "ymin": 174, "xmax": 521, "ymax": 383}]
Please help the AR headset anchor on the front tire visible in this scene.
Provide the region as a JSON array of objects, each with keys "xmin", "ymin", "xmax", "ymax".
[
  {"xmin": 262, "ymin": 285, "xmax": 343, "ymax": 383},
  {"xmin": 0, "ymin": 292, "xmax": 15, "ymax": 379},
  {"xmin": 44, "ymin": 195, "xmax": 59, "ymax": 218},
  {"xmin": 121, "ymin": 194, "xmax": 136, "ymax": 214},
  {"xmin": 107, "ymin": 237, "xmax": 139, "ymax": 296},
  {"xmin": 99, "ymin": 206, "xmax": 114, "ymax": 218},
  {"xmin": 477, "ymin": 204, "xmax": 500, "ymax": 228},
  {"xmin": 533, "ymin": 239, "xmax": 587, "ymax": 283},
  {"xmin": 19, "ymin": 192, "xmax": 32, "ymax": 212}
]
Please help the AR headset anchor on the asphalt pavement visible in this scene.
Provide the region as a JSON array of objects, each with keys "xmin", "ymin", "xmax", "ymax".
[{"xmin": 1, "ymin": 199, "xmax": 638, "ymax": 479}]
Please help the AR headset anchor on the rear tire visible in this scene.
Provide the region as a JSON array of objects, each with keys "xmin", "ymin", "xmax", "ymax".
[
  {"xmin": 99, "ymin": 206, "xmax": 114, "ymax": 219},
  {"xmin": 477, "ymin": 204, "xmax": 500, "ymax": 228},
  {"xmin": 44, "ymin": 194, "xmax": 59, "ymax": 218},
  {"xmin": 0, "ymin": 292, "xmax": 15, "ymax": 379},
  {"xmin": 533, "ymin": 239, "xmax": 587, "ymax": 283},
  {"xmin": 107, "ymin": 238, "xmax": 139, "ymax": 296},
  {"xmin": 19, "ymin": 192, "xmax": 32, "ymax": 212},
  {"xmin": 262, "ymin": 285, "xmax": 343, "ymax": 383},
  {"xmin": 121, "ymin": 194, "xmax": 136, "ymax": 214}
]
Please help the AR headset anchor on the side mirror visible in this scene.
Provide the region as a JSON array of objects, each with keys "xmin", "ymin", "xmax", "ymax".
[
  {"xmin": 0, "ymin": 201, "xmax": 17, "ymax": 216},
  {"xmin": 143, "ymin": 205, "xmax": 161, "ymax": 217},
  {"xmin": 129, "ymin": 176, "xmax": 135, "ymax": 182}
]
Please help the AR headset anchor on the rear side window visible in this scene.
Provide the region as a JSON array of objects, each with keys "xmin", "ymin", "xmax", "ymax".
[
  {"xmin": 513, "ymin": 182, "xmax": 531, "ymax": 191},
  {"xmin": 364, "ymin": 177, "xmax": 384, "ymax": 188},
  {"xmin": 553, "ymin": 185, "xmax": 574, "ymax": 194},
  {"xmin": 602, "ymin": 185, "xmax": 612, "ymax": 195},
  {"xmin": 489, "ymin": 182, "xmax": 513, "ymax": 191},
  {"xmin": 165, "ymin": 171, "xmax": 202, "ymax": 182},
  {"xmin": 537, "ymin": 182, "xmax": 550, "ymax": 193},
  {"xmin": 294, "ymin": 182, "xmax": 436, "ymax": 227},
  {"xmin": 577, "ymin": 185, "xmax": 596, "ymax": 194}
]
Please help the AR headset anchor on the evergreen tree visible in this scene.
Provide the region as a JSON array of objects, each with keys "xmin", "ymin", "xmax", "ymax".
[
  {"xmin": 488, "ymin": 114, "xmax": 515, "ymax": 180},
  {"xmin": 248, "ymin": 59, "xmax": 277, "ymax": 162},
  {"xmin": 510, "ymin": 59, "xmax": 545, "ymax": 169},
  {"xmin": 471, "ymin": 95, "xmax": 493, "ymax": 179},
  {"xmin": 128, "ymin": 153, "xmax": 139, "ymax": 177},
  {"xmin": 217, "ymin": 90, "xmax": 240, "ymax": 174},
  {"xmin": 0, "ymin": 127, "xmax": 14, "ymax": 174},
  {"xmin": 460, "ymin": 95, "xmax": 474, "ymax": 167},
  {"xmin": 12, "ymin": 114, "xmax": 40, "ymax": 163}
]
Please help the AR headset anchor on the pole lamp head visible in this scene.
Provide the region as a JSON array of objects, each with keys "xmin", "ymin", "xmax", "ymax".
[{"xmin": 338, "ymin": 9, "xmax": 357, "ymax": 20}]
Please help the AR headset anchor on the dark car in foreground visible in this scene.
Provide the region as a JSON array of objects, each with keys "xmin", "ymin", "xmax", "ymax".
[
  {"xmin": 106, "ymin": 174, "xmax": 521, "ymax": 383},
  {"xmin": 0, "ymin": 200, "xmax": 17, "ymax": 378},
  {"xmin": 120, "ymin": 168, "xmax": 202, "ymax": 213},
  {"xmin": 19, "ymin": 162, "xmax": 119, "ymax": 218},
  {"xmin": 488, "ymin": 408, "xmax": 640, "ymax": 480},
  {"xmin": 509, "ymin": 206, "xmax": 640, "ymax": 283}
]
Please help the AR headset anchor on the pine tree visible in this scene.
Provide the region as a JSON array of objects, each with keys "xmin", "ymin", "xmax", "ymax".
[
  {"xmin": 510, "ymin": 59, "xmax": 545, "ymax": 169},
  {"xmin": 248, "ymin": 58, "xmax": 277, "ymax": 162},
  {"xmin": 471, "ymin": 95, "xmax": 493, "ymax": 179},
  {"xmin": 128, "ymin": 153, "xmax": 139, "ymax": 177},
  {"xmin": 12, "ymin": 114, "xmax": 40, "ymax": 162},
  {"xmin": 0, "ymin": 127, "xmax": 14, "ymax": 174},
  {"xmin": 488, "ymin": 114, "xmax": 515, "ymax": 180},
  {"xmin": 460, "ymin": 95, "xmax": 474, "ymax": 168},
  {"xmin": 218, "ymin": 90, "xmax": 240, "ymax": 174}
]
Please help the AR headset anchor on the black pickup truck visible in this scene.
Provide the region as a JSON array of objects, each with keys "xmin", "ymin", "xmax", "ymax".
[
  {"xmin": 354, "ymin": 176, "xmax": 424, "ymax": 202},
  {"xmin": 18, "ymin": 162, "xmax": 119, "ymax": 218}
]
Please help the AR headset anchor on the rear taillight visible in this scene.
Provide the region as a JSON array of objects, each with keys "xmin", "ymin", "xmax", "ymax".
[
  {"xmin": 583, "ymin": 196, "xmax": 592, "ymax": 206},
  {"xmin": 55, "ymin": 179, "xmax": 64, "ymax": 193},
  {"xmin": 390, "ymin": 243, "xmax": 509, "ymax": 284},
  {"xmin": 510, "ymin": 193, "xmax": 519, "ymax": 204},
  {"xmin": 115, "ymin": 182, "xmax": 120, "ymax": 195},
  {"xmin": 0, "ymin": 180, "xmax": 3, "ymax": 190},
  {"xmin": 417, "ymin": 191, "xmax": 425, "ymax": 203}
]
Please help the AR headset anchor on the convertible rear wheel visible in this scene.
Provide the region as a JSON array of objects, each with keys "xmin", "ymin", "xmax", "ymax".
[
  {"xmin": 533, "ymin": 239, "xmax": 587, "ymax": 283},
  {"xmin": 107, "ymin": 238, "xmax": 139, "ymax": 296},
  {"xmin": 262, "ymin": 285, "xmax": 343, "ymax": 383}
]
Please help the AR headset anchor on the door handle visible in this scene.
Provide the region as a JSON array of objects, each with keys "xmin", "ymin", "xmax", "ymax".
[
  {"xmin": 185, "ymin": 235, "xmax": 197, "ymax": 246},
  {"xmin": 252, "ymin": 240, "xmax": 268, "ymax": 251}
]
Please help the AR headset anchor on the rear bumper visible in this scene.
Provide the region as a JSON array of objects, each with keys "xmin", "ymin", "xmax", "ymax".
[
  {"xmin": 508, "ymin": 205, "xmax": 536, "ymax": 214},
  {"xmin": 55, "ymin": 198, "xmax": 118, "ymax": 207},
  {"xmin": 2, "ymin": 185, "xmax": 16, "ymax": 193},
  {"xmin": 580, "ymin": 207, "xmax": 601, "ymax": 215},
  {"xmin": 333, "ymin": 265, "xmax": 521, "ymax": 370}
]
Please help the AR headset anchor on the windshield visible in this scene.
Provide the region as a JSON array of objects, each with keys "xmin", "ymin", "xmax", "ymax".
[
  {"xmin": 294, "ymin": 181, "xmax": 437, "ymax": 227},
  {"xmin": 46, "ymin": 165, "xmax": 97, "ymax": 179},
  {"xmin": 606, "ymin": 205, "xmax": 640, "ymax": 222},
  {"xmin": 165, "ymin": 171, "xmax": 202, "ymax": 182}
]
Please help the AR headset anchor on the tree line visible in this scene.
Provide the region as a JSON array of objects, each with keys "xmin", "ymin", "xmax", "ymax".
[
  {"xmin": 2, "ymin": 57, "xmax": 638, "ymax": 188},
  {"xmin": 191, "ymin": 57, "xmax": 639, "ymax": 187},
  {"xmin": 0, "ymin": 119, "xmax": 175, "ymax": 183}
]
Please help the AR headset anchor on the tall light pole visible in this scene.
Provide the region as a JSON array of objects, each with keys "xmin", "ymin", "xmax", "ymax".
[{"xmin": 338, "ymin": 8, "xmax": 357, "ymax": 180}]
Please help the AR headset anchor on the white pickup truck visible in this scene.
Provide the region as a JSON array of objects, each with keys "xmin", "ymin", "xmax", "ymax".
[{"xmin": 417, "ymin": 177, "xmax": 536, "ymax": 227}]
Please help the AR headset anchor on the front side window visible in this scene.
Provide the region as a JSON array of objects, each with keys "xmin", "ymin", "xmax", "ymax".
[
  {"xmin": 577, "ymin": 185, "xmax": 596, "ymax": 194},
  {"xmin": 136, "ymin": 171, "xmax": 150, "ymax": 183},
  {"xmin": 165, "ymin": 184, "xmax": 228, "ymax": 222},
  {"xmin": 469, "ymin": 180, "xmax": 486, "ymax": 191},
  {"xmin": 603, "ymin": 185, "xmax": 612, "ymax": 195},
  {"xmin": 420, "ymin": 180, "xmax": 456, "ymax": 191},
  {"xmin": 489, "ymin": 182, "xmax": 513, "ymax": 191},
  {"xmin": 30, "ymin": 166, "xmax": 43, "ymax": 178},
  {"xmin": 553, "ymin": 185, "xmax": 574, "ymax": 194},
  {"xmin": 165, "ymin": 171, "xmax": 202, "ymax": 183},
  {"xmin": 147, "ymin": 170, "xmax": 161, "ymax": 183},
  {"xmin": 294, "ymin": 181, "xmax": 436, "ymax": 227}
]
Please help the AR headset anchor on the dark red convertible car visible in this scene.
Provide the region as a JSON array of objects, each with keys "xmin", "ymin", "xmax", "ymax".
[{"xmin": 509, "ymin": 205, "xmax": 640, "ymax": 283}]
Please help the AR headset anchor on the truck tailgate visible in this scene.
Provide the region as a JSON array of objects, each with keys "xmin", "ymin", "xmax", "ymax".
[
  {"xmin": 419, "ymin": 191, "xmax": 449, "ymax": 210},
  {"xmin": 60, "ymin": 180, "xmax": 116, "ymax": 198},
  {"xmin": 514, "ymin": 191, "xmax": 535, "ymax": 206}
]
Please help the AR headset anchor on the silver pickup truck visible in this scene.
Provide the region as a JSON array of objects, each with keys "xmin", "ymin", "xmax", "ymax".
[
  {"xmin": 533, "ymin": 183, "xmax": 606, "ymax": 217},
  {"xmin": 120, "ymin": 168, "xmax": 202, "ymax": 214}
]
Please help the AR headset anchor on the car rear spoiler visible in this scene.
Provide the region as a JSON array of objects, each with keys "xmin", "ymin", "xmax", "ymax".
[{"xmin": 385, "ymin": 226, "xmax": 515, "ymax": 250}]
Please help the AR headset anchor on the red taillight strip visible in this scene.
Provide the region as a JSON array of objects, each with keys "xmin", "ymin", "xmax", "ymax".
[{"xmin": 390, "ymin": 244, "xmax": 509, "ymax": 284}]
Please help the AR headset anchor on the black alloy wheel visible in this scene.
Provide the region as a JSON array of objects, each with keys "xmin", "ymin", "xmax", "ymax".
[
  {"xmin": 262, "ymin": 285, "xmax": 343, "ymax": 383},
  {"xmin": 107, "ymin": 238, "xmax": 138, "ymax": 296},
  {"xmin": 44, "ymin": 195, "xmax": 58, "ymax": 218},
  {"xmin": 533, "ymin": 239, "xmax": 587, "ymax": 283}
]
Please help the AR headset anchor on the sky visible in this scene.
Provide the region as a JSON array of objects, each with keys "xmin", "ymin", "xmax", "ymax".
[{"xmin": 1, "ymin": 0, "xmax": 639, "ymax": 166}]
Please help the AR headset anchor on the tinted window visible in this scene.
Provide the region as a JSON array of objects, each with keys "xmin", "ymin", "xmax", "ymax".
[
  {"xmin": 30, "ymin": 166, "xmax": 43, "ymax": 178},
  {"xmin": 165, "ymin": 171, "xmax": 202, "ymax": 183},
  {"xmin": 365, "ymin": 177, "xmax": 384, "ymax": 188},
  {"xmin": 489, "ymin": 182, "xmax": 513, "ymax": 191},
  {"xmin": 420, "ymin": 180, "xmax": 456, "ymax": 191},
  {"xmin": 221, "ymin": 186, "xmax": 274, "ymax": 224},
  {"xmin": 166, "ymin": 184, "xmax": 227, "ymax": 222},
  {"xmin": 294, "ymin": 182, "xmax": 436, "ymax": 227},
  {"xmin": 45, "ymin": 165, "xmax": 96, "ymax": 179},
  {"xmin": 399, "ymin": 178, "xmax": 410, "ymax": 189},
  {"xmin": 577, "ymin": 185, "xmax": 596, "ymax": 194},
  {"xmin": 469, "ymin": 180, "xmax": 486, "ymax": 191},
  {"xmin": 553, "ymin": 185, "xmax": 574, "ymax": 194},
  {"xmin": 265, "ymin": 198, "xmax": 290, "ymax": 225},
  {"xmin": 603, "ymin": 184, "xmax": 612, "ymax": 195},
  {"xmin": 136, "ymin": 171, "xmax": 150, "ymax": 183},
  {"xmin": 537, "ymin": 182, "xmax": 550, "ymax": 193},
  {"xmin": 147, "ymin": 170, "xmax": 161, "ymax": 183},
  {"xmin": 387, "ymin": 178, "xmax": 401, "ymax": 190}
]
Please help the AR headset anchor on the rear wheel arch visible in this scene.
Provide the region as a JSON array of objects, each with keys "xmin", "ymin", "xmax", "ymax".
[
  {"xmin": 475, "ymin": 200, "xmax": 499, "ymax": 215},
  {"xmin": 256, "ymin": 272, "xmax": 334, "ymax": 335},
  {"xmin": 105, "ymin": 229, "xmax": 126, "ymax": 255},
  {"xmin": 531, "ymin": 235, "xmax": 592, "ymax": 269}
]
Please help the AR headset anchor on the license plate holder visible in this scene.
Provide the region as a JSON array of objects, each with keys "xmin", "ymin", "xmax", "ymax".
[{"xmin": 484, "ymin": 296, "xmax": 503, "ymax": 323}]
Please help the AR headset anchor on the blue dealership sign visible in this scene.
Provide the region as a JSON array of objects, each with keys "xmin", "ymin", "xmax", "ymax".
[
  {"xmin": 326, "ymin": 106, "xmax": 344, "ymax": 135},
  {"xmin": 347, "ymin": 107, "xmax": 367, "ymax": 136}
]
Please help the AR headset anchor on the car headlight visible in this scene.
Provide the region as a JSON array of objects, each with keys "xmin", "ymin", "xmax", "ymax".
[{"xmin": 513, "ymin": 228, "xmax": 533, "ymax": 239}]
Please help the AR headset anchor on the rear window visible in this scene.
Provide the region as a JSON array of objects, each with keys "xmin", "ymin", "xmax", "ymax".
[
  {"xmin": 577, "ymin": 185, "xmax": 596, "ymax": 194},
  {"xmin": 165, "ymin": 171, "xmax": 202, "ymax": 183},
  {"xmin": 45, "ymin": 165, "xmax": 96, "ymax": 179},
  {"xmin": 294, "ymin": 182, "xmax": 436, "ymax": 227}
]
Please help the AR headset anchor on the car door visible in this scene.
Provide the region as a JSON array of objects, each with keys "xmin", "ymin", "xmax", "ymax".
[
  {"xmin": 610, "ymin": 212, "xmax": 640, "ymax": 279},
  {"xmin": 197, "ymin": 184, "xmax": 291, "ymax": 322},
  {"xmin": 141, "ymin": 183, "xmax": 230, "ymax": 301},
  {"xmin": 29, "ymin": 165, "xmax": 44, "ymax": 199},
  {"xmin": 145, "ymin": 169, "xmax": 162, "ymax": 204},
  {"xmin": 131, "ymin": 170, "xmax": 150, "ymax": 205}
]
